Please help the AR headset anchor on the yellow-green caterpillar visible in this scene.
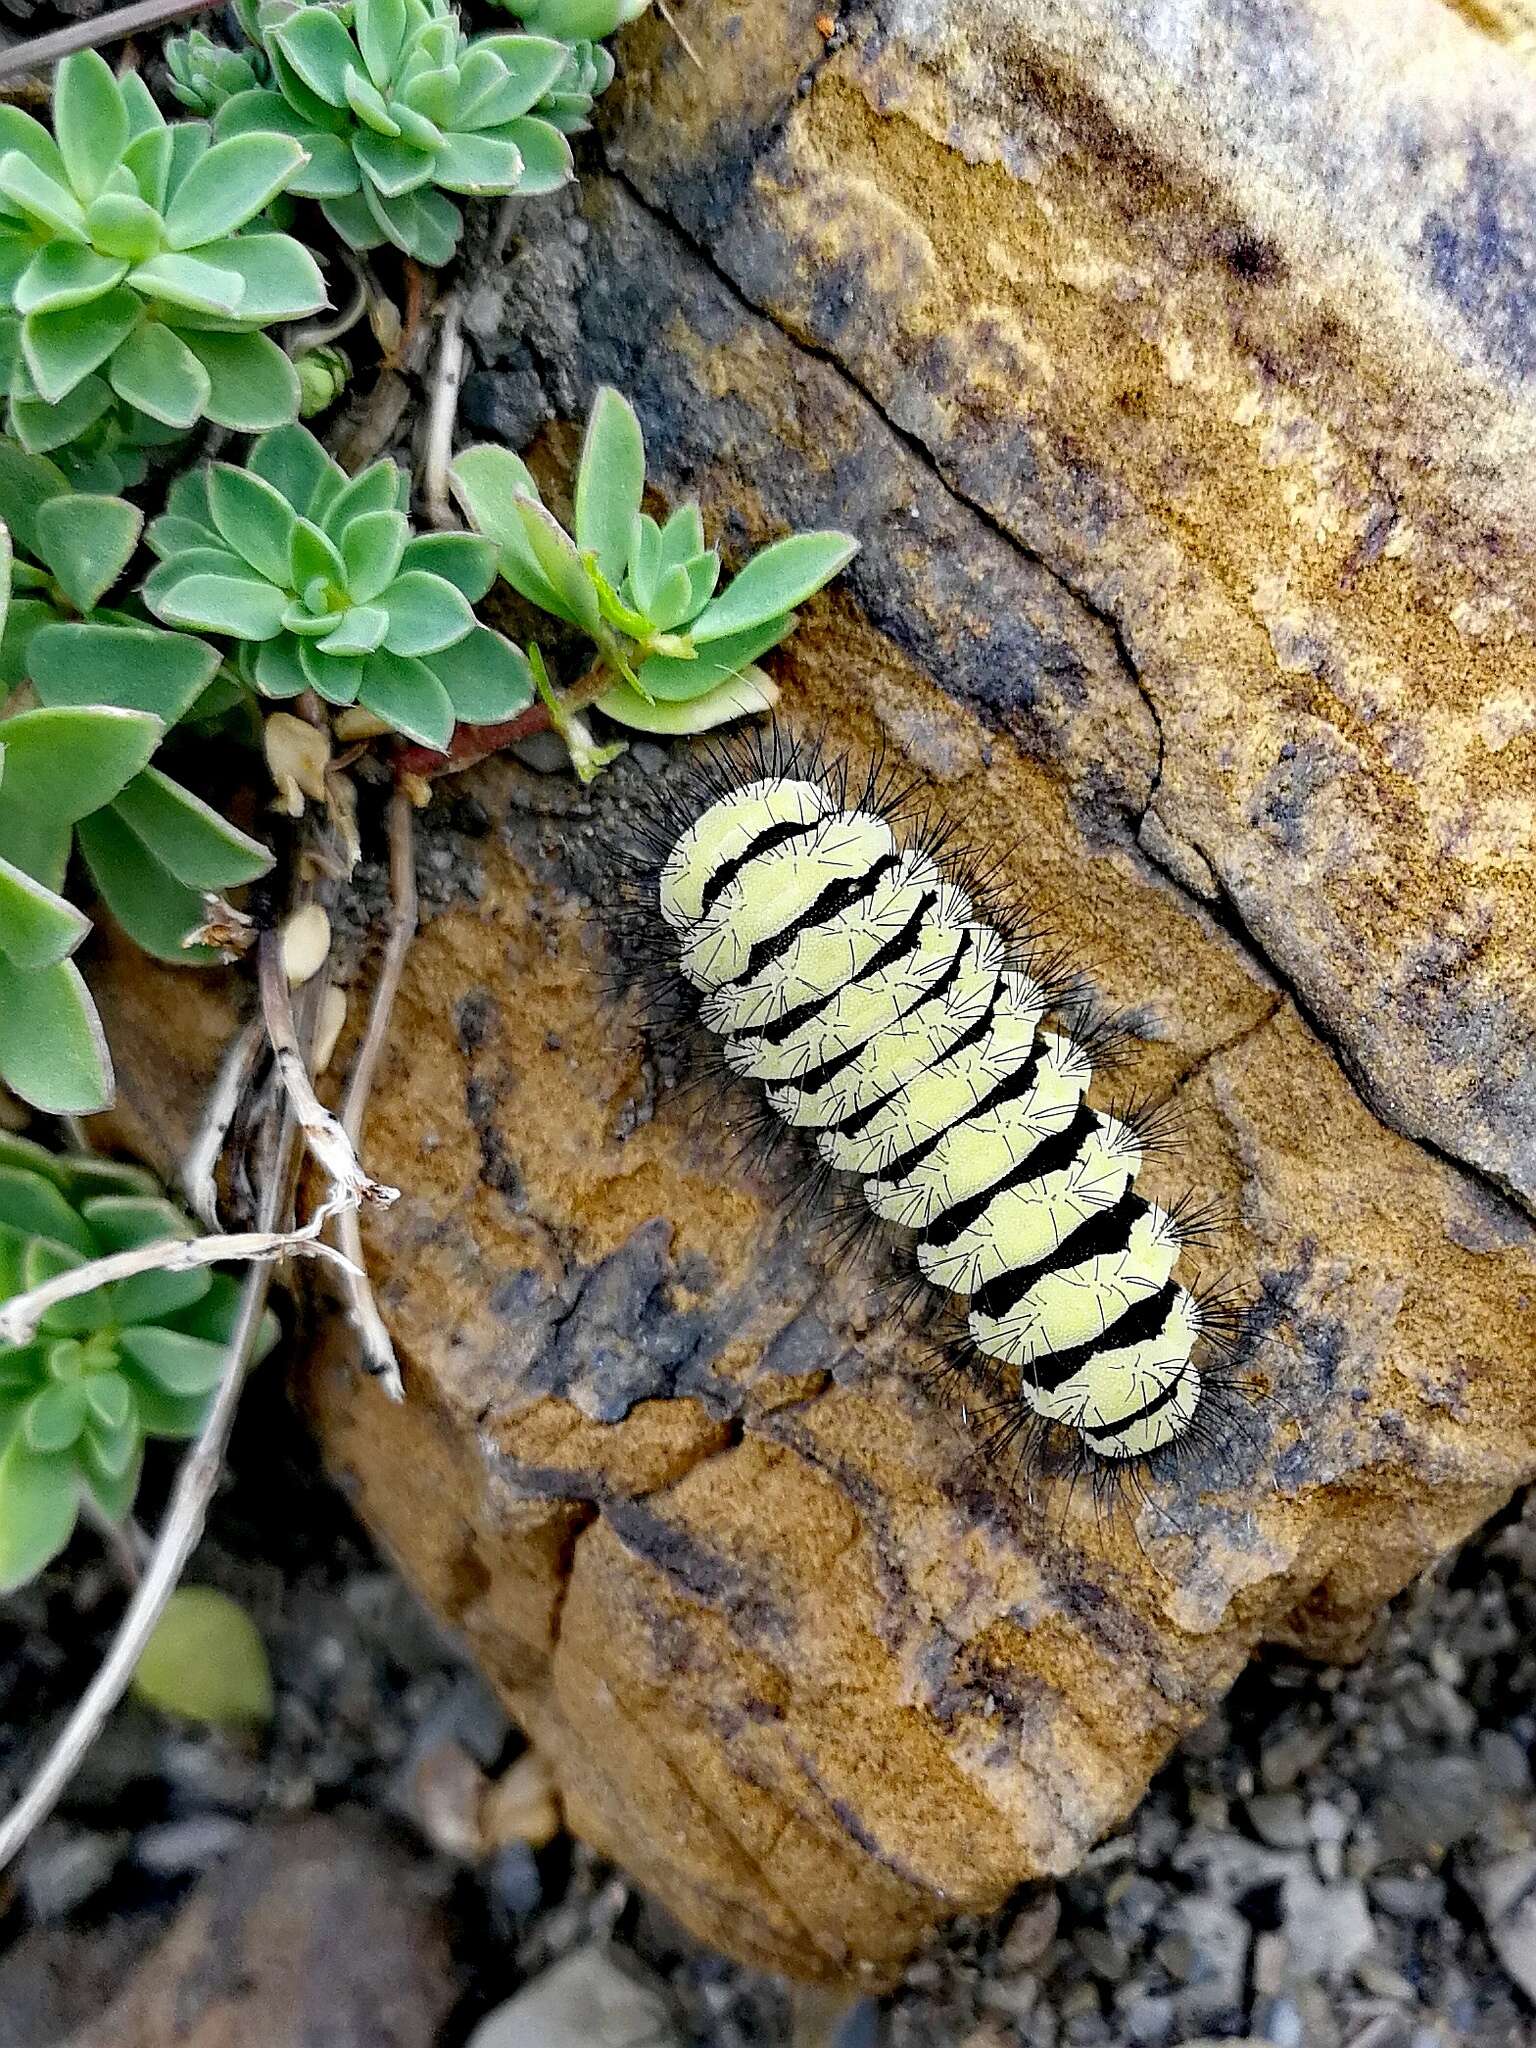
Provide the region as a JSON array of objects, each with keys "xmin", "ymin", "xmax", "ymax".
[{"xmin": 620, "ymin": 738, "xmax": 1248, "ymax": 1482}]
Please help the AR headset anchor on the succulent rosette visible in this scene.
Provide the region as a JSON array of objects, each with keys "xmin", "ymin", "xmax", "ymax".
[
  {"xmin": 0, "ymin": 51, "xmax": 327, "ymax": 457},
  {"xmin": 0, "ymin": 1136, "xmax": 278, "ymax": 1590},
  {"xmin": 217, "ymin": 0, "xmax": 574, "ymax": 264},
  {"xmin": 144, "ymin": 423, "xmax": 534, "ymax": 750}
]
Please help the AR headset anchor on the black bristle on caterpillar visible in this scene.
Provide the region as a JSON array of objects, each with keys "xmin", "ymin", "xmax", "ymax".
[{"xmin": 605, "ymin": 724, "xmax": 1258, "ymax": 1493}]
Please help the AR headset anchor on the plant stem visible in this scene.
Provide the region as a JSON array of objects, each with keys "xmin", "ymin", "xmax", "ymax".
[
  {"xmin": 181, "ymin": 1015, "xmax": 265, "ymax": 1229},
  {"xmin": 332, "ymin": 789, "xmax": 416, "ymax": 1402},
  {"xmin": 390, "ymin": 655, "xmax": 618, "ymax": 783},
  {"xmin": 0, "ymin": 0, "xmax": 215, "ymax": 80},
  {"xmin": 0, "ymin": 1120, "xmax": 293, "ymax": 1875},
  {"xmin": 420, "ymin": 294, "xmax": 464, "ymax": 531},
  {"xmin": 257, "ymin": 931, "xmax": 399, "ymax": 1218}
]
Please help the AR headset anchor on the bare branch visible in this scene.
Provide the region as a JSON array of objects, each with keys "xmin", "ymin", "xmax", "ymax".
[
  {"xmin": 332, "ymin": 788, "xmax": 417, "ymax": 1401},
  {"xmin": 419, "ymin": 295, "xmax": 465, "ymax": 530},
  {"xmin": 285, "ymin": 246, "xmax": 369, "ymax": 356},
  {"xmin": 182, "ymin": 1015, "xmax": 265, "ymax": 1229},
  {"xmin": 0, "ymin": 1218, "xmax": 358, "ymax": 1352},
  {"xmin": 0, "ymin": 1119, "xmax": 294, "ymax": 1875},
  {"xmin": 657, "ymin": 0, "xmax": 705, "ymax": 70},
  {"xmin": 0, "ymin": 0, "xmax": 215, "ymax": 79},
  {"xmin": 258, "ymin": 930, "xmax": 399, "ymax": 1217}
]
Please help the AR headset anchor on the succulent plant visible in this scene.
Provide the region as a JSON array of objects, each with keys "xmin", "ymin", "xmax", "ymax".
[
  {"xmin": 0, "ymin": 50, "xmax": 326, "ymax": 459},
  {"xmin": 0, "ymin": 1135, "xmax": 278, "ymax": 1590},
  {"xmin": 165, "ymin": 27, "xmax": 270, "ymax": 117},
  {"xmin": 450, "ymin": 387, "xmax": 858, "ymax": 736},
  {"xmin": 534, "ymin": 36, "xmax": 615, "ymax": 133},
  {"xmin": 45, "ymin": 397, "xmax": 187, "ymax": 496},
  {"xmin": 294, "ymin": 339, "xmax": 350, "ymax": 416},
  {"xmin": 216, "ymin": 0, "xmax": 574, "ymax": 265},
  {"xmin": 496, "ymin": 0, "xmax": 649, "ymax": 34},
  {"xmin": 0, "ymin": 700, "xmax": 164, "ymax": 1111},
  {"xmin": 144, "ymin": 423, "xmax": 534, "ymax": 750},
  {"xmin": 0, "ymin": 439, "xmax": 273, "ymax": 970}
]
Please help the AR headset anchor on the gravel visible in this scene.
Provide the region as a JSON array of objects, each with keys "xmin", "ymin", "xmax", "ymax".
[{"xmin": 4, "ymin": 1364, "xmax": 1536, "ymax": 2046}]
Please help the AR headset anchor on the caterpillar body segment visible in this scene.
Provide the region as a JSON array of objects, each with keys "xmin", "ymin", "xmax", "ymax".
[{"xmin": 636, "ymin": 747, "xmax": 1247, "ymax": 1481}]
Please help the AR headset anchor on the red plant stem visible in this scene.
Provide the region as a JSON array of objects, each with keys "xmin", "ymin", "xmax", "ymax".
[{"xmin": 393, "ymin": 701, "xmax": 551, "ymax": 782}]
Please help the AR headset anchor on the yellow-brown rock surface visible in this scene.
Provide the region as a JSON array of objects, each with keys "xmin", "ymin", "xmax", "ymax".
[{"xmin": 97, "ymin": 0, "xmax": 1536, "ymax": 1988}]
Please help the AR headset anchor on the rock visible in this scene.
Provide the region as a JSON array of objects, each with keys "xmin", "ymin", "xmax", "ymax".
[
  {"xmin": 465, "ymin": 1948, "xmax": 677, "ymax": 2048},
  {"xmin": 1475, "ymin": 1853, "xmax": 1536, "ymax": 2001},
  {"xmin": 481, "ymin": 1747, "xmax": 563, "ymax": 1851},
  {"xmin": 1281, "ymin": 1874, "xmax": 1376, "ymax": 1981},
  {"xmin": 93, "ymin": 0, "xmax": 1536, "ymax": 1992},
  {"xmin": 62, "ymin": 1815, "xmax": 457, "ymax": 2048}
]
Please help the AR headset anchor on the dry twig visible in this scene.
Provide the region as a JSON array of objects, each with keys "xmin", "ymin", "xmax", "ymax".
[
  {"xmin": 257, "ymin": 930, "xmax": 399, "ymax": 1218},
  {"xmin": 331, "ymin": 788, "xmax": 417, "ymax": 1400},
  {"xmin": 0, "ymin": 1113, "xmax": 296, "ymax": 1875},
  {"xmin": 420, "ymin": 295, "xmax": 465, "ymax": 530},
  {"xmin": 0, "ymin": 1217, "xmax": 358, "ymax": 1352},
  {"xmin": 181, "ymin": 1015, "xmax": 265, "ymax": 1228},
  {"xmin": 0, "ymin": 0, "xmax": 214, "ymax": 79}
]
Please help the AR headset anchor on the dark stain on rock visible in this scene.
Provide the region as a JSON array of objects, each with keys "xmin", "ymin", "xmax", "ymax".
[
  {"xmin": 528, "ymin": 1217, "xmax": 731, "ymax": 1422},
  {"xmin": 1416, "ymin": 126, "xmax": 1536, "ymax": 385},
  {"xmin": 455, "ymin": 988, "xmax": 499, "ymax": 1055},
  {"xmin": 605, "ymin": 1494, "xmax": 792, "ymax": 1643},
  {"xmin": 465, "ymin": 1074, "xmax": 524, "ymax": 1208}
]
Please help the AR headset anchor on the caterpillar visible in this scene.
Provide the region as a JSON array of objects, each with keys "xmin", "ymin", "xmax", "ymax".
[{"xmin": 612, "ymin": 732, "xmax": 1251, "ymax": 1490}]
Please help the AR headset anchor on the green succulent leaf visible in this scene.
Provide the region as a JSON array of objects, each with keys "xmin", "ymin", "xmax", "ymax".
[
  {"xmin": 358, "ymin": 648, "xmax": 454, "ymax": 749},
  {"xmin": 397, "ymin": 530, "xmax": 498, "ymax": 601},
  {"xmin": 29, "ymin": 623, "xmax": 223, "ymax": 725},
  {"xmin": 448, "ymin": 443, "xmax": 568, "ymax": 618},
  {"xmin": 151, "ymin": 571, "xmax": 288, "ymax": 640},
  {"xmin": 0, "ymin": 151, "xmax": 89, "ymax": 243},
  {"xmin": 253, "ymin": 634, "xmax": 310, "ymax": 698},
  {"xmin": 22, "ymin": 292, "xmax": 141, "ymax": 404},
  {"xmin": 0, "ymin": 854, "xmax": 89, "ymax": 972},
  {"xmin": 485, "ymin": 115, "xmax": 570, "ymax": 195},
  {"xmin": 380, "ymin": 569, "xmax": 475, "ymax": 656},
  {"xmin": 316, "ymin": 603, "xmax": 388, "ymax": 656},
  {"xmin": 0, "ymin": 1422, "xmax": 79, "ymax": 1590},
  {"xmin": 118, "ymin": 1323, "xmax": 229, "ymax": 1396},
  {"xmin": 0, "ymin": 706, "xmax": 162, "ymax": 883},
  {"xmin": 14, "ymin": 244, "xmax": 129, "ymax": 318},
  {"xmin": 0, "ymin": 1163, "xmax": 93, "ymax": 1253},
  {"xmin": 33, "ymin": 493, "xmax": 141, "ymax": 613},
  {"xmin": 80, "ymin": 1191, "xmax": 194, "ymax": 1254},
  {"xmin": 632, "ymin": 616, "xmax": 795, "ymax": 702},
  {"xmin": 574, "ymin": 385, "xmax": 645, "ymax": 588},
  {"xmin": 0, "ymin": 954, "xmax": 112, "ymax": 1113},
  {"xmin": 689, "ymin": 532, "xmax": 857, "ymax": 643},
  {"xmin": 162, "ymin": 132, "xmax": 306, "ymax": 248},
  {"xmin": 0, "ymin": 439, "xmax": 67, "ymax": 556},
  {"xmin": 339, "ymin": 508, "xmax": 409, "ymax": 601},
  {"xmin": 271, "ymin": 8, "xmax": 360, "ymax": 108},
  {"xmin": 501, "ymin": 0, "xmax": 650, "ymax": 36},
  {"xmin": 427, "ymin": 625, "xmax": 534, "ymax": 725},
  {"xmin": 128, "ymin": 251, "xmax": 245, "ymax": 318},
  {"xmin": 25, "ymin": 1379, "xmax": 88, "ymax": 1453},
  {"xmin": 75, "ymin": 804, "xmax": 212, "ymax": 962},
  {"xmin": 208, "ymin": 464, "xmax": 300, "ymax": 583},
  {"xmin": 512, "ymin": 495, "xmax": 602, "ymax": 634},
  {"xmin": 109, "ymin": 769, "xmax": 273, "ymax": 889},
  {"xmin": 0, "ymin": 105, "xmax": 68, "ymax": 186},
  {"xmin": 110, "ymin": 1263, "xmax": 210, "ymax": 1327},
  {"xmin": 593, "ymin": 667, "xmax": 774, "ymax": 733},
  {"xmin": 53, "ymin": 51, "xmax": 130, "ymax": 203},
  {"xmin": 183, "ymin": 328, "xmax": 302, "ymax": 433},
  {"xmin": 107, "ymin": 321, "xmax": 212, "ymax": 429}
]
